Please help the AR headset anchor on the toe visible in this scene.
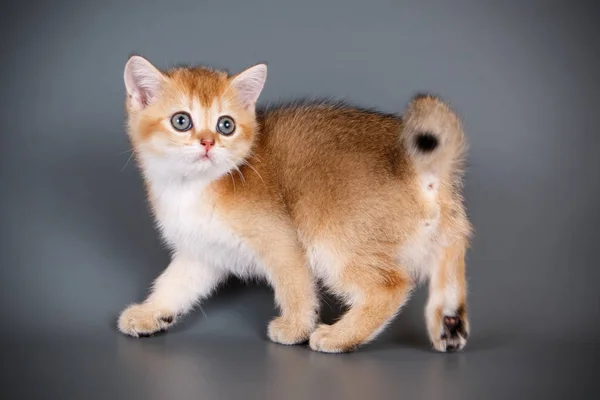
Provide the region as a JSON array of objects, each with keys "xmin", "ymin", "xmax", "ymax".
[
  {"xmin": 309, "ymin": 325, "xmax": 357, "ymax": 353},
  {"xmin": 267, "ymin": 317, "xmax": 312, "ymax": 345},
  {"xmin": 118, "ymin": 304, "xmax": 175, "ymax": 337}
]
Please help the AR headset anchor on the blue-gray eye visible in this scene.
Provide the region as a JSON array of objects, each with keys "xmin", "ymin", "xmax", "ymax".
[
  {"xmin": 171, "ymin": 112, "xmax": 192, "ymax": 131},
  {"xmin": 216, "ymin": 116, "xmax": 235, "ymax": 135}
]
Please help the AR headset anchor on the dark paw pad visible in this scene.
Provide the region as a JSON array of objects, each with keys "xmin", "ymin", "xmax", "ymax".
[
  {"xmin": 441, "ymin": 315, "xmax": 468, "ymax": 352},
  {"xmin": 443, "ymin": 316, "xmax": 461, "ymax": 335},
  {"xmin": 160, "ymin": 316, "xmax": 174, "ymax": 324}
]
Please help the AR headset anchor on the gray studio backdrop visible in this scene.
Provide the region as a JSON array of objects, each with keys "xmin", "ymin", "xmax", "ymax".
[{"xmin": 1, "ymin": 1, "xmax": 598, "ymax": 399}]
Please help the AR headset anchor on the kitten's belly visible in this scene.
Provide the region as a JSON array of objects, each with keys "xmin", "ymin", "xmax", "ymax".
[
  {"xmin": 306, "ymin": 226, "xmax": 444, "ymax": 287},
  {"xmin": 306, "ymin": 207, "xmax": 445, "ymax": 284}
]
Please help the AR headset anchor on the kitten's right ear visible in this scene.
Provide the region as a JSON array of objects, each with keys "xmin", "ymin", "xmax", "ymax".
[{"xmin": 124, "ymin": 55, "xmax": 164, "ymax": 108}]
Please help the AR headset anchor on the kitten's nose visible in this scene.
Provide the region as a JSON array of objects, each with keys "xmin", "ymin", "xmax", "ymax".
[{"xmin": 200, "ymin": 138, "xmax": 215, "ymax": 151}]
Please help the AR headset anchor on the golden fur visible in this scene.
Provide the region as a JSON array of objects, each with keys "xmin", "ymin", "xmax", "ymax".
[{"xmin": 118, "ymin": 56, "xmax": 472, "ymax": 353}]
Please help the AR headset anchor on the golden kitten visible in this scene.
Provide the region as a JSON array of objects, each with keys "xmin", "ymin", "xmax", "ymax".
[{"xmin": 117, "ymin": 55, "xmax": 472, "ymax": 353}]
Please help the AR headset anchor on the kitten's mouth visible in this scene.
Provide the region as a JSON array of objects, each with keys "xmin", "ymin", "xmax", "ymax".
[{"xmin": 199, "ymin": 154, "xmax": 212, "ymax": 162}]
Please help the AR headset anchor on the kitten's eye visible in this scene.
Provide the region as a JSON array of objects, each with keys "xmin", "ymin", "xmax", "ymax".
[
  {"xmin": 170, "ymin": 112, "xmax": 193, "ymax": 132},
  {"xmin": 216, "ymin": 116, "xmax": 236, "ymax": 136}
]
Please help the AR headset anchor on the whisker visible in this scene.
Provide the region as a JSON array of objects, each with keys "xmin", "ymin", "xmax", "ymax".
[
  {"xmin": 116, "ymin": 148, "xmax": 134, "ymax": 156},
  {"xmin": 234, "ymin": 165, "xmax": 246, "ymax": 187},
  {"xmin": 228, "ymin": 159, "xmax": 247, "ymax": 187},
  {"xmin": 121, "ymin": 149, "xmax": 136, "ymax": 172},
  {"xmin": 228, "ymin": 154, "xmax": 265, "ymax": 185},
  {"xmin": 241, "ymin": 160, "xmax": 265, "ymax": 185},
  {"xmin": 197, "ymin": 304, "xmax": 207, "ymax": 319},
  {"xmin": 226, "ymin": 166, "xmax": 237, "ymax": 197},
  {"xmin": 247, "ymin": 149, "xmax": 263, "ymax": 163},
  {"xmin": 224, "ymin": 159, "xmax": 246, "ymax": 189}
]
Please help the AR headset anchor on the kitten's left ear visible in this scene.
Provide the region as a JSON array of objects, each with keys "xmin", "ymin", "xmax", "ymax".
[{"xmin": 230, "ymin": 64, "xmax": 267, "ymax": 110}]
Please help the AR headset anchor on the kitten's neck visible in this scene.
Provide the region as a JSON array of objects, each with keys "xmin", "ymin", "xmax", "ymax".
[
  {"xmin": 144, "ymin": 168, "xmax": 212, "ymax": 195},
  {"xmin": 141, "ymin": 154, "xmax": 226, "ymax": 185},
  {"xmin": 140, "ymin": 162, "xmax": 213, "ymax": 203}
]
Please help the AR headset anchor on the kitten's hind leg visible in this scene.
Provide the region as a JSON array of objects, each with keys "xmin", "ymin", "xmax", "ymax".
[
  {"xmin": 426, "ymin": 238, "xmax": 470, "ymax": 352},
  {"xmin": 309, "ymin": 255, "xmax": 413, "ymax": 353},
  {"xmin": 118, "ymin": 255, "xmax": 225, "ymax": 337}
]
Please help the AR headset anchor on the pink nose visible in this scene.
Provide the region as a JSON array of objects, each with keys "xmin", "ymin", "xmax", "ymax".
[{"xmin": 200, "ymin": 138, "xmax": 215, "ymax": 151}]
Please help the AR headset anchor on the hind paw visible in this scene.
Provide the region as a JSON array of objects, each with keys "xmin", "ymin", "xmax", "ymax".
[{"xmin": 431, "ymin": 314, "xmax": 469, "ymax": 352}]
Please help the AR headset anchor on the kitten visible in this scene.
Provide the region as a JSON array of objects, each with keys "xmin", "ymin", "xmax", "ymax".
[{"xmin": 117, "ymin": 55, "xmax": 472, "ymax": 353}]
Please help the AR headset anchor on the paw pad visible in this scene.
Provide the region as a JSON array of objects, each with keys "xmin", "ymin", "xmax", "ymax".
[
  {"xmin": 440, "ymin": 314, "xmax": 468, "ymax": 352},
  {"xmin": 442, "ymin": 316, "xmax": 462, "ymax": 337}
]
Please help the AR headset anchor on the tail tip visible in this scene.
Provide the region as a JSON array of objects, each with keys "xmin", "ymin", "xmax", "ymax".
[
  {"xmin": 404, "ymin": 92, "xmax": 463, "ymax": 143},
  {"xmin": 414, "ymin": 132, "xmax": 439, "ymax": 153}
]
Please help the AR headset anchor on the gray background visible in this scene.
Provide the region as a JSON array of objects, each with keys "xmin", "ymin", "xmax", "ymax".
[{"xmin": 1, "ymin": 0, "xmax": 599, "ymax": 399}]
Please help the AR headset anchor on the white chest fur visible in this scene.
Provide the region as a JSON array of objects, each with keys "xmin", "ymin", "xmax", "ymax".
[{"xmin": 150, "ymin": 181, "xmax": 260, "ymax": 278}]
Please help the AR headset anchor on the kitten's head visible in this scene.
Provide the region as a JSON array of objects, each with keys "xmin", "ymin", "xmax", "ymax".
[{"xmin": 123, "ymin": 56, "xmax": 266, "ymax": 181}]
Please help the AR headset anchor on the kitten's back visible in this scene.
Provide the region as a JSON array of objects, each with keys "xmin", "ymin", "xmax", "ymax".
[
  {"xmin": 255, "ymin": 101, "xmax": 419, "ymax": 244},
  {"xmin": 254, "ymin": 97, "xmax": 468, "ymax": 249},
  {"xmin": 258, "ymin": 100, "xmax": 408, "ymax": 179}
]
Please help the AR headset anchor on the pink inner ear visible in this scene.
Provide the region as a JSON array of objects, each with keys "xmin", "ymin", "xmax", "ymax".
[
  {"xmin": 124, "ymin": 56, "xmax": 162, "ymax": 108},
  {"xmin": 130, "ymin": 90, "xmax": 147, "ymax": 107},
  {"xmin": 231, "ymin": 64, "xmax": 267, "ymax": 109}
]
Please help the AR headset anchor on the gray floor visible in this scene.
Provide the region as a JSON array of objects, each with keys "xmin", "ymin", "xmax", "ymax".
[
  {"xmin": 2, "ymin": 1, "xmax": 599, "ymax": 399},
  {"xmin": 3, "ymin": 284, "xmax": 599, "ymax": 399},
  {"xmin": 4, "ymin": 330, "xmax": 599, "ymax": 399}
]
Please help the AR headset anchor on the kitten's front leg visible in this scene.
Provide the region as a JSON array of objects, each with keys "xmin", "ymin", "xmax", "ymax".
[
  {"xmin": 265, "ymin": 252, "xmax": 319, "ymax": 345},
  {"xmin": 249, "ymin": 228, "xmax": 319, "ymax": 345},
  {"xmin": 118, "ymin": 255, "xmax": 225, "ymax": 337}
]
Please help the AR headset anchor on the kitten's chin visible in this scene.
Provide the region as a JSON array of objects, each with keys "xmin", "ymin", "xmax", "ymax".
[
  {"xmin": 179, "ymin": 159, "xmax": 231, "ymax": 181},
  {"xmin": 140, "ymin": 153, "xmax": 232, "ymax": 184}
]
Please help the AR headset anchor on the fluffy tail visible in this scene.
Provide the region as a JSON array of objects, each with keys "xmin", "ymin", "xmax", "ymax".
[{"xmin": 401, "ymin": 94, "xmax": 467, "ymax": 182}]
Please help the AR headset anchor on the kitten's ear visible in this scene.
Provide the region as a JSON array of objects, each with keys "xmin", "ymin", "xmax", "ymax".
[
  {"xmin": 230, "ymin": 64, "xmax": 267, "ymax": 110},
  {"xmin": 124, "ymin": 55, "xmax": 164, "ymax": 108}
]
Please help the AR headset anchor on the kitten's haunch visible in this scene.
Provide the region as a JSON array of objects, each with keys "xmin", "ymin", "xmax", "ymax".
[{"xmin": 117, "ymin": 56, "xmax": 471, "ymax": 353}]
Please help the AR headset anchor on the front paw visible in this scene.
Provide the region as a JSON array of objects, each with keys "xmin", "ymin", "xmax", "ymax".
[
  {"xmin": 309, "ymin": 324, "xmax": 360, "ymax": 353},
  {"xmin": 117, "ymin": 303, "xmax": 176, "ymax": 337},
  {"xmin": 267, "ymin": 316, "xmax": 315, "ymax": 345},
  {"xmin": 431, "ymin": 314, "xmax": 469, "ymax": 352}
]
